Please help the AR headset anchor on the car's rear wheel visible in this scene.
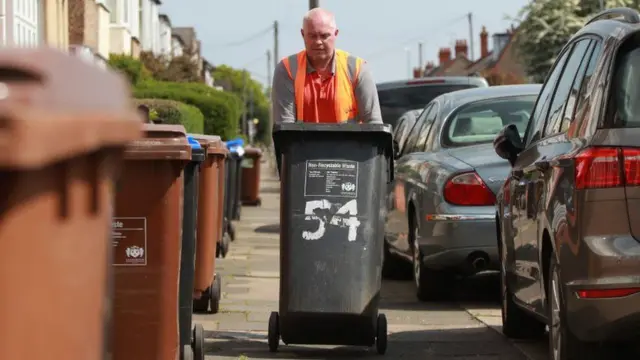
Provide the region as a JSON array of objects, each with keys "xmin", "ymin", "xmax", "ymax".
[
  {"xmin": 499, "ymin": 242, "xmax": 545, "ymax": 339},
  {"xmin": 382, "ymin": 239, "xmax": 411, "ymax": 280},
  {"xmin": 548, "ymin": 257, "xmax": 603, "ymax": 360},
  {"xmin": 411, "ymin": 216, "xmax": 452, "ymax": 301}
]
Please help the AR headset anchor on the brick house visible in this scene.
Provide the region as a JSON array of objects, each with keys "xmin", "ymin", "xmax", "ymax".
[
  {"xmin": 425, "ymin": 40, "xmax": 472, "ymax": 76},
  {"xmin": 68, "ymin": 0, "xmax": 110, "ymax": 61},
  {"xmin": 423, "ymin": 26, "xmax": 529, "ymax": 84}
]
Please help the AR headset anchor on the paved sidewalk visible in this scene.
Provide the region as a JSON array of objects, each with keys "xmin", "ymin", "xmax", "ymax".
[{"xmin": 198, "ymin": 162, "xmax": 545, "ymax": 359}]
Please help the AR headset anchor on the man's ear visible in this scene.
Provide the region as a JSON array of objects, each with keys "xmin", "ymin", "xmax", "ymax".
[
  {"xmin": 300, "ymin": 29, "xmax": 304, "ymax": 38},
  {"xmin": 335, "ymin": 29, "xmax": 339, "ymax": 37}
]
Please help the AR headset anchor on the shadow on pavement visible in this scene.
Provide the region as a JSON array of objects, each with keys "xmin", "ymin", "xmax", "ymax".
[
  {"xmin": 204, "ymin": 327, "xmax": 529, "ymax": 359},
  {"xmin": 261, "ymin": 186, "xmax": 280, "ymax": 194},
  {"xmin": 380, "ymin": 274, "xmax": 501, "ymax": 311},
  {"xmin": 254, "ymin": 223, "xmax": 280, "ymax": 234}
]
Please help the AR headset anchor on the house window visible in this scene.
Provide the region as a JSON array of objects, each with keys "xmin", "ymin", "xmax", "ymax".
[
  {"xmin": 122, "ymin": 0, "xmax": 129, "ymax": 24},
  {"xmin": 107, "ymin": 0, "xmax": 118, "ymax": 22},
  {"xmin": 14, "ymin": 0, "xmax": 39, "ymax": 46}
]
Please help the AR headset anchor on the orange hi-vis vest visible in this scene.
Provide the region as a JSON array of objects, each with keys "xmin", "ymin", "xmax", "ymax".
[{"xmin": 282, "ymin": 49, "xmax": 363, "ymax": 123}]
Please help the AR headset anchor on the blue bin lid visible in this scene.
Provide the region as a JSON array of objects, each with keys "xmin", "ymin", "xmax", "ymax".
[
  {"xmin": 187, "ymin": 135, "xmax": 202, "ymax": 149},
  {"xmin": 225, "ymin": 138, "xmax": 245, "ymax": 148}
]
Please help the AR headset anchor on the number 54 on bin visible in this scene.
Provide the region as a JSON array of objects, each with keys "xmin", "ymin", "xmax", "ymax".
[{"xmin": 302, "ymin": 199, "xmax": 360, "ymax": 242}]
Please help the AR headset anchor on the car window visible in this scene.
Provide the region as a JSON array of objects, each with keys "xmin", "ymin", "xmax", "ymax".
[
  {"xmin": 401, "ymin": 103, "xmax": 432, "ymax": 156},
  {"xmin": 524, "ymin": 45, "xmax": 572, "ymax": 145},
  {"xmin": 544, "ymin": 39, "xmax": 592, "ymax": 137},
  {"xmin": 568, "ymin": 41, "xmax": 602, "ymax": 137},
  {"xmin": 414, "ymin": 102, "xmax": 439, "ymax": 152},
  {"xmin": 394, "ymin": 116, "xmax": 407, "ymax": 139},
  {"xmin": 442, "ymin": 95, "xmax": 537, "ymax": 147},
  {"xmin": 397, "ymin": 116, "xmax": 417, "ymax": 154},
  {"xmin": 612, "ymin": 43, "xmax": 640, "ymax": 128},
  {"xmin": 378, "ymin": 84, "xmax": 473, "ymax": 127}
]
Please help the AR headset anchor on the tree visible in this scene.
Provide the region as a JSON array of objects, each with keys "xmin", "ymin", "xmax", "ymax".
[
  {"xmin": 578, "ymin": 0, "xmax": 639, "ymax": 16},
  {"xmin": 513, "ymin": 0, "xmax": 584, "ymax": 82},
  {"xmin": 139, "ymin": 51, "xmax": 168, "ymax": 76},
  {"xmin": 514, "ymin": 0, "xmax": 640, "ymax": 81},
  {"xmin": 212, "ymin": 65, "xmax": 271, "ymax": 143},
  {"xmin": 139, "ymin": 47, "xmax": 202, "ymax": 83}
]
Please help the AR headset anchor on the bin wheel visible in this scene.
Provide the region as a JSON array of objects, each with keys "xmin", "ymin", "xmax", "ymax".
[
  {"xmin": 192, "ymin": 290, "xmax": 209, "ymax": 313},
  {"xmin": 219, "ymin": 232, "xmax": 231, "ymax": 258},
  {"xmin": 228, "ymin": 223, "xmax": 236, "ymax": 241},
  {"xmin": 256, "ymin": 198, "xmax": 262, "ymax": 206},
  {"xmin": 192, "ymin": 324, "xmax": 205, "ymax": 360},
  {"xmin": 210, "ymin": 274, "xmax": 221, "ymax": 314},
  {"xmin": 376, "ymin": 314, "xmax": 388, "ymax": 355},
  {"xmin": 182, "ymin": 345, "xmax": 194, "ymax": 360},
  {"xmin": 268, "ymin": 311, "xmax": 280, "ymax": 352}
]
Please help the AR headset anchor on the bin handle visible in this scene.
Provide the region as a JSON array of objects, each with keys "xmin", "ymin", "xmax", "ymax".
[{"xmin": 0, "ymin": 67, "xmax": 43, "ymax": 83}]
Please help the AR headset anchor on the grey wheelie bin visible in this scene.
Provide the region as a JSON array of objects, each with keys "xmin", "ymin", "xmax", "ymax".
[
  {"xmin": 222, "ymin": 139, "xmax": 244, "ymax": 240},
  {"xmin": 179, "ymin": 135, "xmax": 205, "ymax": 360},
  {"xmin": 269, "ymin": 123, "xmax": 394, "ymax": 355}
]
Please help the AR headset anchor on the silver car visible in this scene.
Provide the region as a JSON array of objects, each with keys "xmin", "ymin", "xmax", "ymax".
[{"xmin": 384, "ymin": 84, "xmax": 542, "ymax": 301}]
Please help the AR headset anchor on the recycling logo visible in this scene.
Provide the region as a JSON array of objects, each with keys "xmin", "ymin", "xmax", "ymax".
[{"xmin": 342, "ymin": 182, "xmax": 355, "ymax": 192}]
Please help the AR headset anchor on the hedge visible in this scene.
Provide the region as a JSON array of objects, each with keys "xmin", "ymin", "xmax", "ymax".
[
  {"xmin": 133, "ymin": 98, "xmax": 204, "ymax": 133},
  {"xmin": 133, "ymin": 81, "xmax": 243, "ymax": 140},
  {"xmin": 108, "ymin": 54, "xmax": 151, "ymax": 85}
]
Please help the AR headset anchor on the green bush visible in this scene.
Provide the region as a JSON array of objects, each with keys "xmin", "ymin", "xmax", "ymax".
[
  {"xmin": 108, "ymin": 54, "xmax": 152, "ymax": 85},
  {"xmin": 132, "ymin": 98, "xmax": 204, "ymax": 133},
  {"xmin": 133, "ymin": 81, "xmax": 243, "ymax": 140}
]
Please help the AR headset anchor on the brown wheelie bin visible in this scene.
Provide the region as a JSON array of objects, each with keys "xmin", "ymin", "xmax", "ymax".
[
  {"xmin": 112, "ymin": 124, "xmax": 192, "ymax": 360},
  {"xmin": 0, "ymin": 48, "xmax": 141, "ymax": 360},
  {"xmin": 191, "ymin": 135, "xmax": 227, "ymax": 314},
  {"xmin": 241, "ymin": 147, "xmax": 263, "ymax": 206}
]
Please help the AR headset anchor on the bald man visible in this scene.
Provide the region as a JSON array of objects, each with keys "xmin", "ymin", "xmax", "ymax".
[{"xmin": 272, "ymin": 8, "xmax": 382, "ymax": 124}]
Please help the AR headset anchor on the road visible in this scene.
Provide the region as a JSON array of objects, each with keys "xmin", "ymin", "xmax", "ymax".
[{"xmin": 198, "ymin": 161, "xmax": 548, "ymax": 360}]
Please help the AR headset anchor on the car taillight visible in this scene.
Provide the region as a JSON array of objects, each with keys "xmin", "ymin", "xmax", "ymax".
[
  {"xmin": 575, "ymin": 147, "xmax": 640, "ymax": 189},
  {"xmin": 443, "ymin": 171, "xmax": 496, "ymax": 206}
]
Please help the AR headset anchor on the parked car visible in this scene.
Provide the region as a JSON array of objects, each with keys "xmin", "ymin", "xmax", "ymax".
[
  {"xmin": 377, "ymin": 76, "xmax": 489, "ymax": 129},
  {"xmin": 392, "ymin": 108, "xmax": 422, "ymax": 156},
  {"xmin": 384, "ymin": 84, "xmax": 541, "ymax": 301},
  {"xmin": 494, "ymin": 8, "xmax": 640, "ymax": 360}
]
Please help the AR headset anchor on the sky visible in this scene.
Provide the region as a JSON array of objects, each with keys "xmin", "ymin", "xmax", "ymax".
[{"xmin": 160, "ymin": 0, "xmax": 531, "ymax": 87}]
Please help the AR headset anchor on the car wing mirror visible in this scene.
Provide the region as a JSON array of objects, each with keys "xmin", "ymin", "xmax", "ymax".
[{"xmin": 493, "ymin": 124, "xmax": 524, "ymax": 166}]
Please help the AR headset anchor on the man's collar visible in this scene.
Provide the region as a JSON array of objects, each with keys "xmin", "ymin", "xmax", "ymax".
[{"xmin": 306, "ymin": 51, "xmax": 336, "ymax": 74}]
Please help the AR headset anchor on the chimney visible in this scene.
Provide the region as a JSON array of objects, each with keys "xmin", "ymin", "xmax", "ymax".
[
  {"xmin": 438, "ymin": 48, "xmax": 451, "ymax": 65},
  {"xmin": 413, "ymin": 67, "xmax": 423, "ymax": 78},
  {"xmin": 425, "ymin": 61, "xmax": 434, "ymax": 74},
  {"xmin": 480, "ymin": 26, "xmax": 489, "ymax": 58},
  {"xmin": 454, "ymin": 40, "xmax": 468, "ymax": 58}
]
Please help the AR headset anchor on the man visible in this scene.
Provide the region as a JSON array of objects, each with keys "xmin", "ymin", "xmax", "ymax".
[{"xmin": 271, "ymin": 8, "xmax": 382, "ymax": 124}]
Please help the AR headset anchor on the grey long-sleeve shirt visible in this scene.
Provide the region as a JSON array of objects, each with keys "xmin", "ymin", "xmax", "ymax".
[{"xmin": 271, "ymin": 53, "xmax": 383, "ymax": 124}]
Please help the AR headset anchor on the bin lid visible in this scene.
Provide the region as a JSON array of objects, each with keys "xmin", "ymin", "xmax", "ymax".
[
  {"xmin": 0, "ymin": 48, "xmax": 142, "ymax": 169},
  {"xmin": 225, "ymin": 138, "xmax": 244, "ymax": 148},
  {"xmin": 244, "ymin": 147, "xmax": 263, "ymax": 157},
  {"xmin": 187, "ymin": 135, "xmax": 202, "ymax": 149},
  {"xmin": 125, "ymin": 124, "xmax": 191, "ymax": 160},
  {"xmin": 273, "ymin": 122, "xmax": 392, "ymax": 134},
  {"xmin": 190, "ymin": 134, "xmax": 228, "ymax": 156},
  {"xmin": 272, "ymin": 122, "xmax": 395, "ymax": 182}
]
